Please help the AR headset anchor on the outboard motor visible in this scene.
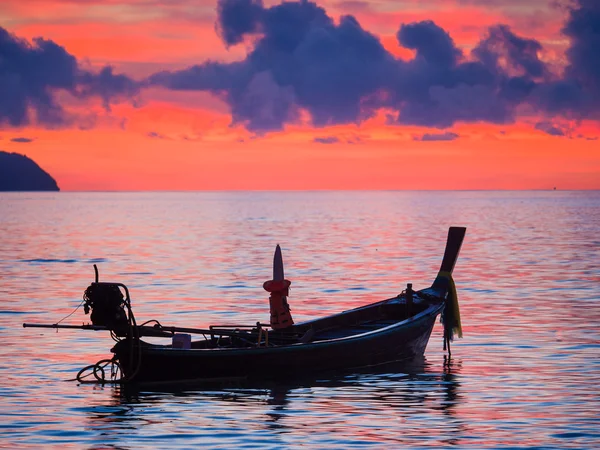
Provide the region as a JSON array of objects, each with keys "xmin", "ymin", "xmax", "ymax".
[{"xmin": 82, "ymin": 265, "xmax": 130, "ymax": 336}]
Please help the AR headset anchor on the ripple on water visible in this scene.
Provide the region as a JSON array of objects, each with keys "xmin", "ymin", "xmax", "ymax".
[{"xmin": 1, "ymin": 191, "xmax": 600, "ymax": 448}]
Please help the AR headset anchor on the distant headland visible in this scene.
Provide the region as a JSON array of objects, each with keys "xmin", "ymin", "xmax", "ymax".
[{"xmin": 0, "ymin": 151, "xmax": 60, "ymax": 191}]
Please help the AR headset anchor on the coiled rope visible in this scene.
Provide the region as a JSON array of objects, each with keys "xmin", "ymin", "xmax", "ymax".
[{"xmin": 75, "ymin": 358, "xmax": 123, "ymax": 383}]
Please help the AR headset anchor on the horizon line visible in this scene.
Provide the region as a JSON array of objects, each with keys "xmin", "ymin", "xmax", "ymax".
[{"xmin": 2, "ymin": 188, "xmax": 599, "ymax": 193}]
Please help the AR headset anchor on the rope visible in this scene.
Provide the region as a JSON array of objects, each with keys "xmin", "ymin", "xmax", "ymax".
[
  {"xmin": 55, "ymin": 298, "xmax": 85, "ymax": 326},
  {"xmin": 73, "ymin": 358, "xmax": 123, "ymax": 384}
]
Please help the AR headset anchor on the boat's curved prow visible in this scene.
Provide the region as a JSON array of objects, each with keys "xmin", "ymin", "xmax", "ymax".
[
  {"xmin": 426, "ymin": 227, "xmax": 466, "ymax": 348},
  {"xmin": 430, "ymin": 226, "xmax": 466, "ymax": 295}
]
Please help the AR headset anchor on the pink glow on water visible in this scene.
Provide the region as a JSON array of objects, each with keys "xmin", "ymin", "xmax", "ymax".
[{"xmin": 1, "ymin": 191, "xmax": 599, "ymax": 448}]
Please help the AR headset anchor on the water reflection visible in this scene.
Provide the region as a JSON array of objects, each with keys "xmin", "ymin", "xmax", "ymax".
[
  {"xmin": 80, "ymin": 357, "xmax": 464, "ymax": 446},
  {"xmin": 3, "ymin": 191, "xmax": 600, "ymax": 449}
]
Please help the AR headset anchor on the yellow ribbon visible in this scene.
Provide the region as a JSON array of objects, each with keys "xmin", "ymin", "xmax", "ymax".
[{"xmin": 438, "ymin": 271, "xmax": 462, "ymax": 339}]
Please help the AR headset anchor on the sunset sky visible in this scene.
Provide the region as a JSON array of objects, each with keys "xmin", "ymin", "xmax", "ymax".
[{"xmin": 1, "ymin": 0, "xmax": 599, "ymax": 190}]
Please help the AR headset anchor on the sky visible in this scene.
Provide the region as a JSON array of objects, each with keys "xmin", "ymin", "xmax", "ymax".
[{"xmin": 0, "ymin": 0, "xmax": 599, "ymax": 190}]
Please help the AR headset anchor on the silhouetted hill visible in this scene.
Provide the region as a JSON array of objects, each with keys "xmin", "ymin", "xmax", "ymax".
[{"xmin": 0, "ymin": 151, "xmax": 60, "ymax": 191}]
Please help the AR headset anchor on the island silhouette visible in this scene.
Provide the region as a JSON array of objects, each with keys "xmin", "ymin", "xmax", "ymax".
[{"xmin": 0, "ymin": 151, "xmax": 60, "ymax": 191}]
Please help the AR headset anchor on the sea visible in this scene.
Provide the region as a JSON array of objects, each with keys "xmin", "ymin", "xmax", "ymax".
[{"xmin": 0, "ymin": 191, "xmax": 599, "ymax": 449}]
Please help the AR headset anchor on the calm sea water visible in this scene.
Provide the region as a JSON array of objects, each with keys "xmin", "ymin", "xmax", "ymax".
[{"xmin": 1, "ymin": 191, "xmax": 599, "ymax": 449}]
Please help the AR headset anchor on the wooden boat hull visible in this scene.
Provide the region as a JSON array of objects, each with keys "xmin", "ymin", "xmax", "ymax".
[
  {"xmin": 22, "ymin": 227, "xmax": 465, "ymax": 385},
  {"xmin": 112, "ymin": 302, "xmax": 444, "ymax": 384}
]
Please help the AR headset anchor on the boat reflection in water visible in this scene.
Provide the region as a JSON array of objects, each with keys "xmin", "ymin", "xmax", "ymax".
[{"xmin": 83, "ymin": 356, "xmax": 464, "ymax": 447}]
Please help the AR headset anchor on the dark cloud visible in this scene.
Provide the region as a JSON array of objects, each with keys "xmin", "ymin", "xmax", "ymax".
[
  {"xmin": 534, "ymin": 121, "xmax": 566, "ymax": 136},
  {"xmin": 473, "ymin": 25, "xmax": 547, "ymax": 78},
  {"xmin": 313, "ymin": 136, "xmax": 340, "ymax": 144},
  {"xmin": 10, "ymin": 137, "xmax": 34, "ymax": 143},
  {"xmin": 77, "ymin": 66, "xmax": 139, "ymax": 111},
  {"xmin": 397, "ymin": 20, "xmax": 462, "ymax": 68},
  {"xmin": 563, "ymin": 0, "xmax": 600, "ymax": 93},
  {"xmin": 0, "ymin": 28, "xmax": 75, "ymax": 127},
  {"xmin": 149, "ymin": 0, "xmax": 395, "ymax": 132},
  {"xmin": 390, "ymin": 22, "xmax": 551, "ymax": 127},
  {"xmin": 216, "ymin": 0, "xmax": 264, "ymax": 46},
  {"xmin": 147, "ymin": 0, "xmax": 600, "ymax": 135},
  {"xmin": 150, "ymin": 0, "xmax": 587, "ymax": 134},
  {"xmin": 0, "ymin": 27, "xmax": 138, "ymax": 128},
  {"xmin": 3, "ymin": 0, "xmax": 600, "ymax": 135},
  {"xmin": 525, "ymin": 0, "xmax": 600, "ymax": 119},
  {"xmin": 550, "ymin": 0, "xmax": 600, "ymax": 118},
  {"xmin": 413, "ymin": 132, "xmax": 460, "ymax": 141},
  {"xmin": 147, "ymin": 131, "xmax": 167, "ymax": 139}
]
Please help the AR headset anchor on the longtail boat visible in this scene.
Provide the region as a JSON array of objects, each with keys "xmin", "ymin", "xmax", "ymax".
[{"xmin": 24, "ymin": 227, "xmax": 466, "ymax": 384}]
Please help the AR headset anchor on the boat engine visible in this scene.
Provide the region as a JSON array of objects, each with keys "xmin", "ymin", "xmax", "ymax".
[{"xmin": 83, "ymin": 282, "xmax": 129, "ymax": 336}]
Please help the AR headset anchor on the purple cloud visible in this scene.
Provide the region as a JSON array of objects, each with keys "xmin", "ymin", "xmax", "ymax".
[
  {"xmin": 413, "ymin": 132, "xmax": 460, "ymax": 141},
  {"xmin": 534, "ymin": 121, "xmax": 566, "ymax": 136},
  {"xmin": 77, "ymin": 66, "xmax": 139, "ymax": 112},
  {"xmin": 473, "ymin": 24, "xmax": 547, "ymax": 78},
  {"xmin": 313, "ymin": 136, "xmax": 340, "ymax": 144},
  {"xmin": 563, "ymin": 0, "xmax": 600, "ymax": 96},
  {"xmin": 10, "ymin": 137, "xmax": 34, "ymax": 143},
  {"xmin": 216, "ymin": 0, "xmax": 264, "ymax": 46},
  {"xmin": 2, "ymin": 0, "xmax": 599, "ymax": 136},
  {"xmin": 147, "ymin": 0, "xmax": 600, "ymax": 134},
  {"xmin": 149, "ymin": 0, "xmax": 395, "ymax": 131},
  {"xmin": 397, "ymin": 20, "xmax": 462, "ymax": 68},
  {"xmin": 147, "ymin": 131, "xmax": 167, "ymax": 139},
  {"xmin": 0, "ymin": 27, "xmax": 138, "ymax": 128}
]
